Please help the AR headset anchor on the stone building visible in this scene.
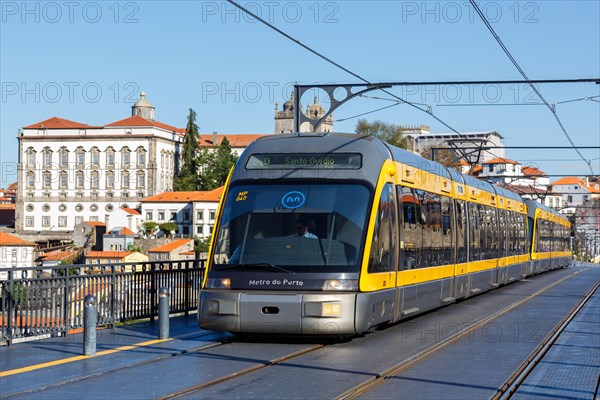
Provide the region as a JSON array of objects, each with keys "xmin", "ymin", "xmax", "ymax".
[{"xmin": 274, "ymin": 93, "xmax": 333, "ymax": 134}]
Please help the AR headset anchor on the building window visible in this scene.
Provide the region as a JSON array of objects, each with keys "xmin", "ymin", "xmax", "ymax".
[
  {"xmin": 26, "ymin": 216, "xmax": 34, "ymax": 227},
  {"xmin": 170, "ymin": 212, "xmax": 176, "ymax": 221},
  {"xmin": 106, "ymin": 204, "xmax": 114, "ymax": 212},
  {"xmin": 158, "ymin": 211, "xmax": 165, "ymax": 221},
  {"xmin": 59, "ymin": 148, "xmax": 69, "ymax": 167},
  {"xmin": 75, "ymin": 216, "xmax": 83, "ymax": 225},
  {"xmin": 209, "ymin": 210, "xmax": 216, "ymax": 220},
  {"xmin": 42, "ymin": 204, "xmax": 50, "ymax": 212},
  {"xmin": 197, "ymin": 225, "xmax": 203, "ymax": 235},
  {"xmin": 106, "ymin": 147, "xmax": 115, "ymax": 167},
  {"xmin": 26, "ymin": 204, "xmax": 34, "ymax": 212},
  {"xmin": 90, "ymin": 216, "xmax": 98, "ymax": 222},
  {"xmin": 146, "ymin": 211, "xmax": 153, "ymax": 220},
  {"xmin": 27, "ymin": 173, "xmax": 35, "ymax": 189},
  {"xmin": 42, "ymin": 216, "xmax": 50, "ymax": 227},
  {"xmin": 137, "ymin": 148, "xmax": 146, "ymax": 165},
  {"xmin": 107, "ymin": 172, "xmax": 115, "ymax": 188},
  {"xmin": 583, "ymin": 195, "xmax": 589, "ymax": 202},
  {"xmin": 183, "ymin": 212, "xmax": 190, "ymax": 221},
  {"xmin": 43, "ymin": 149, "xmax": 52, "ymax": 167},
  {"xmin": 91, "ymin": 147, "xmax": 100, "ymax": 166},
  {"xmin": 75, "ymin": 204, "xmax": 83, "ymax": 212},
  {"xmin": 58, "ymin": 216, "xmax": 67, "ymax": 227},
  {"xmin": 91, "ymin": 171, "xmax": 99, "ymax": 189},
  {"xmin": 76, "ymin": 172, "xmax": 84, "ymax": 188},
  {"xmin": 76, "ymin": 148, "xmax": 85, "ymax": 167},
  {"xmin": 58, "ymin": 204, "xmax": 67, "ymax": 212},
  {"xmin": 90, "ymin": 204, "xmax": 98, "ymax": 212},
  {"xmin": 137, "ymin": 172, "xmax": 145, "ymax": 188},
  {"xmin": 197, "ymin": 211, "xmax": 203, "ymax": 221},
  {"xmin": 26, "ymin": 148, "xmax": 36, "ymax": 167},
  {"xmin": 121, "ymin": 147, "xmax": 131, "ymax": 167},
  {"xmin": 59, "ymin": 172, "xmax": 68, "ymax": 188},
  {"xmin": 567, "ymin": 195, "xmax": 573, "ymax": 203},
  {"xmin": 43, "ymin": 172, "xmax": 51, "ymax": 189},
  {"xmin": 122, "ymin": 172, "xmax": 130, "ymax": 188}
]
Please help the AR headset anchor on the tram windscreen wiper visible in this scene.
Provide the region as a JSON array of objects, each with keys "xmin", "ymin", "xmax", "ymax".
[{"xmin": 215, "ymin": 263, "xmax": 293, "ymax": 273}]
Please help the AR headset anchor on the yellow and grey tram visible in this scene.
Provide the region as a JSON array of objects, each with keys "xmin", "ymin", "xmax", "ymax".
[{"xmin": 198, "ymin": 133, "xmax": 571, "ymax": 335}]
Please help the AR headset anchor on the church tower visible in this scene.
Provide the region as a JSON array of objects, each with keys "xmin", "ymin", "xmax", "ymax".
[
  {"xmin": 131, "ymin": 91, "xmax": 155, "ymax": 120},
  {"xmin": 274, "ymin": 93, "xmax": 333, "ymax": 134}
]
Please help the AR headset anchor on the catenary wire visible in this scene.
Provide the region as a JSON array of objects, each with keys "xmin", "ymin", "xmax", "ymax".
[
  {"xmin": 224, "ymin": 0, "xmax": 502, "ymax": 163},
  {"xmin": 469, "ymin": 0, "xmax": 595, "ymax": 175}
]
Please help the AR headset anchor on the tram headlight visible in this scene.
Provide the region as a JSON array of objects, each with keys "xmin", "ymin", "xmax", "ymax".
[
  {"xmin": 322, "ymin": 279, "xmax": 358, "ymax": 291},
  {"xmin": 206, "ymin": 278, "xmax": 231, "ymax": 289}
]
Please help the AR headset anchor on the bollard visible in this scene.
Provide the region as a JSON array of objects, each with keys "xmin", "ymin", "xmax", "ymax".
[
  {"xmin": 158, "ymin": 287, "xmax": 170, "ymax": 340},
  {"xmin": 83, "ymin": 294, "xmax": 97, "ymax": 356}
]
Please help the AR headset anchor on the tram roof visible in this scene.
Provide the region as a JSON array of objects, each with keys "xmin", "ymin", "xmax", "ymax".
[{"xmin": 524, "ymin": 198, "xmax": 566, "ymax": 220}]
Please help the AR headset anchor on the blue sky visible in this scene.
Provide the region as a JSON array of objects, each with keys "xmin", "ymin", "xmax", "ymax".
[{"xmin": 1, "ymin": 0, "xmax": 599, "ymax": 187}]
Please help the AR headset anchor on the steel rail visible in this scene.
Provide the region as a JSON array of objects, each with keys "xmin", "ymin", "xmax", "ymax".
[
  {"xmin": 159, "ymin": 343, "xmax": 328, "ymax": 400},
  {"xmin": 495, "ymin": 280, "xmax": 600, "ymax": 400},
  {"xmin": 335, "ymin": 267, "xmax": 591, "ymax": 400}
]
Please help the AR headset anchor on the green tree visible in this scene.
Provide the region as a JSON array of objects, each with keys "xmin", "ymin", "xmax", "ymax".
[
  {"xmin": 173, "ymin": 108, "xmax": 201, "ymax": 191},
  {"xmin": 142, "ymin": 221, "xmax": 158, "ymax": 235},
  {"xmin": 355, "ymin": 119, "xmax": 409, "ymax": 149},
  {"xmin": 159, "ymin": 222, "xmax": 178, "ymax": 237},
  {"xmin": 420, "ymin": 145, "xmax": 460, "ymax": 168},
  {"xmin": 198, "ymin": 137, "xmax": 238, "ymax": 190}
]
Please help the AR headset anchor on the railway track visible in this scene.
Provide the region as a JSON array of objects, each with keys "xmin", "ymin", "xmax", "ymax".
[
  {"xmin": 156, "ymin": 267, "xmax": 594, "ymax": 400},
  {"xmin": 334, "ymin": 267, "xmax": 596, "ymax": 400},
  {"xmin": 2, "ymin": 266, "xmax": 595, "ymax": 400}
]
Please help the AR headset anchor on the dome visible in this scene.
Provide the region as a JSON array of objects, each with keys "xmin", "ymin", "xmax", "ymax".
[
  {"xmin": 306, "ymin": 97, "xmax": 325, "ymax": 118},
  {"xmin": 133, "ymin": 91, "xmax": 153, "ymax": 108},
  {"xmin": 283, "ymin": 92, "xmax": 294, "ymax": 111}
]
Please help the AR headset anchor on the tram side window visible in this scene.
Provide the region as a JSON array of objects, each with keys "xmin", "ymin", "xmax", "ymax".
[
  {"xmin": 468, "ymin": 202, "xmax": 480, "ymax": 261},
  {"xmin": 368, "ymin": 183, "xmax": 397, "ymax": 273},
  {"xmin": 477, "ymin": 204, "xmax": 489, "ymax": 260},
  {"xmin": 440, "ymin": 196, "xmax": 453, "ymax": 265},
  {"xmin": 498, "ymin": 209, "xmax": 507, "ymax": 258},
  {"xmin": 521, "ymin": 214, "xmax": 529, "ymax": 254},
  {"xmin": 509, "ymin": 211, "xmax": 519, "ymax": 256},
  {"xmin": 399, "ymin": 186, "xmax": 421, "ymax": 270},
  {"xmin": 455, "ymin": 200, "xmax": 467, "ymax": 263}
]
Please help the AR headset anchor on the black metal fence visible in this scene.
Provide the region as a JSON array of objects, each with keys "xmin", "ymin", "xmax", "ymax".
[{"xmin": 0, "ymin": 260, "xmax": 205, "ymax": 345}]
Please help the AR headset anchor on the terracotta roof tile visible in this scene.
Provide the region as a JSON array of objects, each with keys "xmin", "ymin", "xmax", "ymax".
[
  {"xmin": 550, "ymin": 177, "xmax": 600, "ymax": 193},
  {"xmin": 482, "ymin": 157, "xmax": 521, "ymax": 165},
  {"xmin": 121, "ymin": 207, "xmax": 141, "ymax": 215},
  {"xmin": 142, "ymin": 187, "xmax": 223, "ymax": 203},
  {"xmin": 24, "ymin": 117, "xmax": 94, "ymax": 129},
  {"xmin": 522, "ymin": 166, "xmax": 546, "ymax": 176},
  {"xmin": 42, "ymin": 250, "xmax": 79, "ymax": 261},
  {"xmin": 0, "ymin": 232, "xmax": 36, "ymax": 246},
  {"xmin": 83, "ymin": 221, "xmax": 106, "ymax": 227},
  {"xmin": 149, "ymin": 239, "xmax": 193, "ymax": 253},
  {"xmin": 180, "ymin": 251, "xmax": 195, "ymax": 255},
  {"xmin": 106, "ymin": 115, "xmax": 184, "ymax": 134},
  {"xmin": 198, "ymin": 134, "xmax": 268, "ymax": 147},
  {"xmin": 105, "ymin": 227, "xmax": 136, "ymax": 236},
  {"xmin": 87, "ymin": 251, "xmax": 133, "ymax": 259}
]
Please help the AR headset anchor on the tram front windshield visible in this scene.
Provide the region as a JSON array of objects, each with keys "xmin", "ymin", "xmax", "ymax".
[{"xmin": 212, "ymin": 184, "xmax": 371, "ymax": 272}]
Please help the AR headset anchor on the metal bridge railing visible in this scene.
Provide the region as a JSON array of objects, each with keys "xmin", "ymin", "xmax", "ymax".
[{"xmin": 0, "ymin": 259, "xmax": 205, "ymax": 345}]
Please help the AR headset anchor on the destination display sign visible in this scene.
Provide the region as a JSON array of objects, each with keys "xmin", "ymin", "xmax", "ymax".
[{"xmin": 245, "ymin": 153, "xmax": 362, "ymax": 170}]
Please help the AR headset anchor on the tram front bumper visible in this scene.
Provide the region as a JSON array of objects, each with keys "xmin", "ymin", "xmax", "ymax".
[{"xmin": 199, "ymin": 291, "xmax": 357, "ymax": 335}]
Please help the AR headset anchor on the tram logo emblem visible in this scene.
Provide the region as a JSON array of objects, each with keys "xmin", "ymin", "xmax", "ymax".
[{"xmin": 282, "ymin": 191, "xmax": 305, "ymax": 209}]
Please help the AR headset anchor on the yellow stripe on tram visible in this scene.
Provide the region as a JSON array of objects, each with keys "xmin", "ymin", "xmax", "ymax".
[{"xmin": 0, "ymin": 338, "xmax": 172, "ymax": 377}]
